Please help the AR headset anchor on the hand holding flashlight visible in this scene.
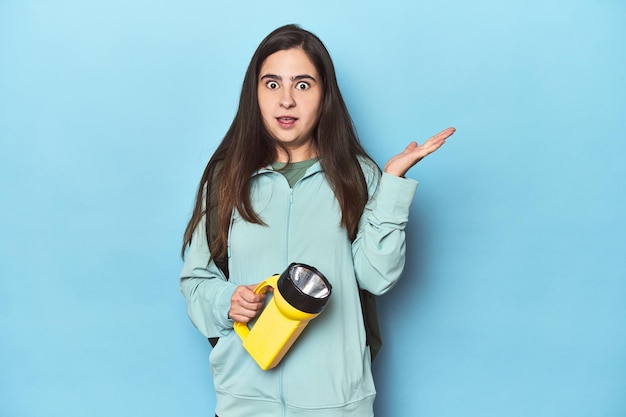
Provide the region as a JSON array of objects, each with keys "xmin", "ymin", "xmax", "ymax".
[{"xmin": 229, "ymin": 284, "xmax": 270, "ymax": 323}]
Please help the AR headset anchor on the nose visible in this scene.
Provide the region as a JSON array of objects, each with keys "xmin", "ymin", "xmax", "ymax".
[{"xmin": 280, "ymin": 88, "xmax": 295, "ymax": 109}]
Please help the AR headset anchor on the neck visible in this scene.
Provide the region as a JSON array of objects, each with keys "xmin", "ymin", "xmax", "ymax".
[{"xmin": 275, "ymin": 143, "xmax": 318, "ymax": 163}]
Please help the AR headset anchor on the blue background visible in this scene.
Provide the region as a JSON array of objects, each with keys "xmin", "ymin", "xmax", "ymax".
[{"xmin": 1, "ymin": 1, "xmax": 624, "ymax": 416}]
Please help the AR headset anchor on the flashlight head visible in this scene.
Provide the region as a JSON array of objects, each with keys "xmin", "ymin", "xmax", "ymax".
[{"xmin": 277, "ymin": 263, "xmax": 332, "ymax": 314}]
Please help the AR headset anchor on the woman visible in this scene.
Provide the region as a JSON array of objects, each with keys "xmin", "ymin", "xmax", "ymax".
[{"xmin": 180, "ymin": 24, "xmax": 455, "ymax": 416}]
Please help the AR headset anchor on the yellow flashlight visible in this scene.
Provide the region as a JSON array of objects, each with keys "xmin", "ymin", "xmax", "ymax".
[{"xmin": 233, "ymin": 262, "xmax": 332, "ymax": 370}]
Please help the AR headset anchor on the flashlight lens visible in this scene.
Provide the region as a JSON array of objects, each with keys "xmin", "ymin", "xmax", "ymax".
[
  {"xmin": 290, "ymin": 264, "xmax": 331, "ymax": 298},
  {"xmin": 277, "ymin": 263, "xmax": 332, "ymax": 314}
]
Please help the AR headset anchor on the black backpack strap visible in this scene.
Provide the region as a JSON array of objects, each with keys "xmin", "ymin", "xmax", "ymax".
[
  {"xmin": 359, "ymin": 288, "xmax": 382, "ymax": 361},
  {"xmin": 206, "ymin": 161, "xmax": 229, "ymax": 348},
  {"xmin": 207, "ymin": 255, "xmax": 229, "ymax": 348}
]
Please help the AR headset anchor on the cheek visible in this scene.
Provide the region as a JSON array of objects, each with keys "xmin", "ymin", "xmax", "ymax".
[
  {"xmin": 257, "ymin": 95, "xmax": 271, "ymax": 120},
  {"xmin": 307, "ymin": 97, "xmax": 323, "ymax": 122}
]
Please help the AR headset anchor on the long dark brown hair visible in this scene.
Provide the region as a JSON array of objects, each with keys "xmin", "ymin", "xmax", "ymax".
[{"xmin": 182, "ymin": 24, "xmax": 378, "ymax": 259}]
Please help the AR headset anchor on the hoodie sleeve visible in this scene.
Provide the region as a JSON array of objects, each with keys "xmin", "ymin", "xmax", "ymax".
[
  {"xmin": 180, "ymin": 215, "xmax": 238, "ymax": 339},
  {"xmin": 352, "ymin": 163, "xmax": 418, "ymax": 295}
]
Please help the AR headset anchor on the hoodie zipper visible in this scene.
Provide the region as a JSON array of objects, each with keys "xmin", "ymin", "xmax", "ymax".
[
  {"xmin": 285, "ymin": 188, "xmax": 294, "ymax": 263},
  {"xmin": 256, "ymin": 164, "xmax": 320, "ymax": 415},
  {"xmin": 280, "ymin": 186, "xmax": 294, "ymax": 416}
]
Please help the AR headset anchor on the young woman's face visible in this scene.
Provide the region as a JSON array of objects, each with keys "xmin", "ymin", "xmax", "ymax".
[{"xmin": 257, "ymin": 48, "xmax": 323, "ymax": 161}]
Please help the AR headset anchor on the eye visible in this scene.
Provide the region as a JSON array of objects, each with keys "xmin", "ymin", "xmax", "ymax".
[
  {"xmin": 295, "ymin": 81, "xmax": 310, "ymax": 91},
  {"xmin": 266, "ymin": 80, "xmax": 279, "ymax": 90}
]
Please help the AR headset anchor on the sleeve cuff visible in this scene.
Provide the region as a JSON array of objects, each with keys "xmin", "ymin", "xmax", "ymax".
[
  {"xmin": 371, "ymin": 173, "xmax": 418, "ymax": 220},
  {"xmin": 215, "ymin": 281, "xmax": 237, "ymax": 331}
]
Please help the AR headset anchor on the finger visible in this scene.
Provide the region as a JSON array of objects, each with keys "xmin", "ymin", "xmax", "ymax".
[
  {"xmin": 433, "ymin": 126, "xmax": 456, "ymax": 138},
  {"xmin": 239, "ymin": 285, "xmax": 267, "ymax": 303},
  {"xmin": 236, "ymin": 297, "xmax": 265, "ymax": 311},
  {"xmin": 230, "ymin": 310, "xmax": 258, "ymax": 323},
  {"xmin": 405, "ymin": 127, "xmax": 455, "ymax": 154},
  {"xmin": 430, "ymin": 127, "xmax": 456, "ymax": 142},
  {"xmin": 420, "ymin": 127, "xmax": 456, "ymax": 152},
  {"xmin": 411, "ymin": 127, "xmax": 454, "ymax": 153},
  {"xmin": 229, "ymin": 299, "xmax": 265, "ymax": 322},
  {"xmin": 423, "ymin": 128, "xmax": 454, "ymax": 146},
  {"xmin": 230, "ymin": 293, "xmax": 264, "ymax": 321},
  {"xmin": 234, "ymin": 295, "xmax": 266, "ymax": 312},
  {"xmin": 245, "ymin": 283, "xmax": 271, "ymax": 297},
  {"xmin": 402, "ymin": 142, "xmax": 418, "ymax": 154}
]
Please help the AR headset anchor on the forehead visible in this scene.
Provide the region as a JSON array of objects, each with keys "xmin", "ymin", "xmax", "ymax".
[{"xmin": 259, "ymin": 48, "xmax": 319, "ymax": 77}]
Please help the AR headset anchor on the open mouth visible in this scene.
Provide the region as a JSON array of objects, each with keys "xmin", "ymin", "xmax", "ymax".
[{"xmin": 276, "ymin": 117, "xmax": 297, "ymax": 128}]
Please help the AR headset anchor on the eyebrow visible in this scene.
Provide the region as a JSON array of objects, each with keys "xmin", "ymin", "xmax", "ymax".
[{"xmin": 260, "ymin": 74, "xmax": 317, "ymax": 82}]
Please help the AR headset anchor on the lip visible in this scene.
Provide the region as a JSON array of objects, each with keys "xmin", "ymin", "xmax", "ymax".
[{"xmin": 276, "ymin": 116, "xmax": 298, "ymax": 129}]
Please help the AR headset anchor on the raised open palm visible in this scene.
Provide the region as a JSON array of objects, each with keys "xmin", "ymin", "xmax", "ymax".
[{"xmin": 384, "ymin": 127, "xmax": 456, "ymax": 177}]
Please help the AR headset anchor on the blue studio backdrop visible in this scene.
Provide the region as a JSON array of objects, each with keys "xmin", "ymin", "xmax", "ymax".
[{"xmin": 1, "ymin": 1, "xmax": 624, "ymax": 416}]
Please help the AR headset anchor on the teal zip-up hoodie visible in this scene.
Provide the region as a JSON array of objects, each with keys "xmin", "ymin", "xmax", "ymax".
[{"xmin": 180, "ymin": 159, "xmax": 418, "ymax": 416}]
